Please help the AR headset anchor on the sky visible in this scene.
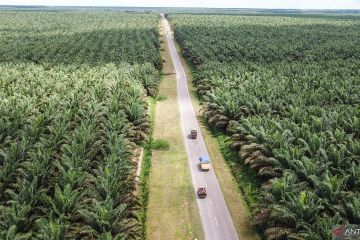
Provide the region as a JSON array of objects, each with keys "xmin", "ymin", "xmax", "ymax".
[{"xmin": 1, "ymin": 0, "xmax": 360, "ymax": 9}]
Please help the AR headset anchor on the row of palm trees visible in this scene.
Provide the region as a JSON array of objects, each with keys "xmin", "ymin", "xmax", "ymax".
[
  {"xmin": 0, "ymin": 11, "xmax": 162, "ymax": 69},
  {"xmin": 171, "ymin": 14, "xmax": 360, "ymax": 239},
  {"xmin": 171, "ymin": 14, "xmax": 360, "ymax": 66},
  {"xmin": 0, "ymin": 63, "xmax": 158, "ymax": 239}
]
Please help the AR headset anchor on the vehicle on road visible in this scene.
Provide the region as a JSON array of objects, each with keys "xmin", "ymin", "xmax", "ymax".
[
  {"xmin": 190, "ymin": 128, "xmax": 197, "ymax": 139},
  {"xmin": 197, "ymin": 186, "xmax": 207, "ymax": 198},
  {"xmin": 199, "ymin": 156, "xmax": 211, "ymax": 171}
]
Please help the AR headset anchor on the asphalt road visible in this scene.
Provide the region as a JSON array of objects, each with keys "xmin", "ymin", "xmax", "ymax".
[{"xmin": 161, "ymin": 14, "xmax": 239, "ymax": 240}]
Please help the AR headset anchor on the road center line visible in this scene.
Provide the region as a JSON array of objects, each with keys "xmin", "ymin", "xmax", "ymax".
[{"xmin": 214, "ymin": 217, "xmax": 219, "ymax": 227}]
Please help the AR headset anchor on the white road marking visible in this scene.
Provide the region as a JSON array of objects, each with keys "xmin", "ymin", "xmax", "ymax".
[
  {"xmin": 209, "ymin": 199, "xmax": 213, "ymax": 206},
  {"xmin": 214, "ymin": 217, "xmax": 219, "ymax": 227}
]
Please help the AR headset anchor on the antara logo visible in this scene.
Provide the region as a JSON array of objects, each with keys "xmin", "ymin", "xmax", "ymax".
[
  {"xmin": 332, "ymin": 225, "xmax": 360, "ymax": 240},
  {"xmin": 333, "ymin": 225, "xmax": 346, "ymax": 237}
]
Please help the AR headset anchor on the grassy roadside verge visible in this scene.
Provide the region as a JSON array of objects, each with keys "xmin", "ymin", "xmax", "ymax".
[
  {"xmin": 173, "ymin": 37, "xmax": 261, "ymax": 239},
  {"xmin": 139, "ymin": 98, "xmax": 156, "ymax": 239},
  {"xmin": 145, "ymin": 20, "xmax": 203, "ymax": 240},
  {"xmin": 215, "ymin": 133, "xmax": 261, "ymax": 209}
]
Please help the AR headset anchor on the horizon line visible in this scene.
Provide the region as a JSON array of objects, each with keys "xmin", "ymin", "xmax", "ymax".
[{"xmin": 1, "ymin": 4, "xmax": 360, "ymax": 11}]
